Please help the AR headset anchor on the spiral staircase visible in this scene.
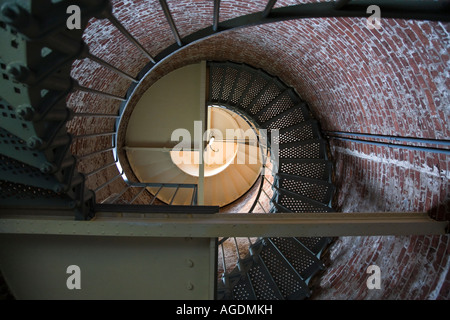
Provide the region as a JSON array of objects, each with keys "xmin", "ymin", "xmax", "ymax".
[{"xmin": 0, "ymin": 0, "xmax": 448, "ymax": 300}]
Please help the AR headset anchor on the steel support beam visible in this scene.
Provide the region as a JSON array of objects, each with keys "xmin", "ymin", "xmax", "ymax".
[
  {"xmin": 0, "ymin": 213, "xmax": 447, "ymax": 238},
  {"xmin": 0, "ymin": 235, "xmax": 216, "ymax": 300}
]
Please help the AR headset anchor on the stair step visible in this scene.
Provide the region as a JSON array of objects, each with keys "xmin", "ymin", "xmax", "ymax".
[
  {"xmin": 0, "ymin": 154, "xmax": 67, "ymax": 193},
  {"xmin": 245, "ymin": 241, "xmax": 284, "ymax": 300},
  {"xmin": 275, "ymin": 173, "xmax": 335, "ymax": 205},
  {"xmin": 209, "ymin": 63, "xmax": 226, "ymax": 102},
  {"xmin": 273, "ymin": 188, "xmax": 334, "ymax": 213},
  {"xmin": 0, "ymin": 180, "xmax": 76, "ymax": 211},
  {"xmin": 229, "ymin": 263, "xmax": 257, "ymax": 300},
  {"xmin": 239, "ymin": 76, "xmax": 270, "ymax": 111},
  {"xmin": 276, "ymin": 159, "xmax": 333, "ymax": 181},
  {"xmin": 295, "ymin": 237, "xmax": 332, "ymax": 256},
  {"xmin": 278, "ymin": 139, "xmax": 327, "ymax": 160},
  {"xmin": 246, "ymin": 80, "xmax": 283, "ymax": 116},
  {"xmin": 254, "ymin": 89, "xmax": 299, "ymax": 124},
  {"xmin": 269, "ymin": 202, "xmax": 286, "ymax": 213},
  {"xmin": 260, "ymin": 238, "xmax": 310, "ymax": 299},
  {"xmin": 274, "ymin": 120, "xmax": 322, "ymax": 144},
  {"xmin": 228, "ymin": 66, "xmax": 255, "ymax": 106},
  {"xmin": 0, "ymin": 127, "xmax": 56, "ymax": 171},
  {"xmin": 262, "ymin": 104, "xmax": 310, "ymax": 131},
  {"xmin": 268, "ymin": 237, "xmax": 325, "ymax": 282},
  {"xmin": 220, "ymin": 64, "xmax": 240, "ymax": 103}
]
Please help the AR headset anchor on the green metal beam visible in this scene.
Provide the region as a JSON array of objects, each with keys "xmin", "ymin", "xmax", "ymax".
[{"xmin": 0, "ymin": 212, "xmax": 447, "ymax": 237}]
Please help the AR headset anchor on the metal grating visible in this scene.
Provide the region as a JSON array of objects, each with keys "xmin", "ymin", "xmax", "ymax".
[
  {"xmin": 247, "ymin": 260, "xmax": 283, "ymax": 300},
  {"xmin": 231, "ymin": 274, "xmax": 255, "ymax": 300},
  {"xmin": 248, "ymin": 82, "xmax": 281, "ymax": 115},
  {"xmin": 221, "ymin": 67, "xmax": 239, "ymax": 102},
  {"xmin": 0, "ymin": 180, "xmax": 74, "ymax": 209},
  {"xmin": 0, "ymin": 154, "xmax": 61, "ymax": 191},
  {"xmin": 295, "ymin": 237, "xmax": 330, "ymax": 256},
  {"xmin": 210, "ymin": 66, "xmax": 224, "ymax": 101},
  {"xmin": 0, "ymin": 127, "xmax": 48, "ymax": 170},
  {"xmin": 257, "ymin": 92, "xmax": 295, "ymax": 123},
  {"xmin": 276, "ymin": 174, "xmax": 334, "ymax": 204},
  {"xmin": 279, "ymin": 140, "xmax": 324, "ymax": 159},
  {"xmin": 0, "ymin": 99, "xmax": 34, "ymax": 142},
  {"xmin": 278, "ymin": 159, "xmax": 331, "ymax": 180},
  {"xmin": 274, "ymin": 122, "xmax": 320, "ymax": 144},
  {"xmin": 229, "ymin": 70, "xmax": 253, "ymax": 105},
  {"xmin": 240, "ymin": 77, "xmax": 268, "ymax": 109},
  {"xmin": 260, "ymin": 240, "xmax": 309, "ymax": 299},
  {"xmin": 277, "ymin": 190, "xmax": 333, "ymax": 213},
  {"xmin": 269, "ymin": 237, "xmax": 324, "ymax": 280},
  {"xmin": 265, "ymin": 106, "xmax": 309, "ymax": 130}
]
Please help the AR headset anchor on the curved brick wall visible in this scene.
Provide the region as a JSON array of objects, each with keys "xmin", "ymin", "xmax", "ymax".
[{"xmin": 66, "ymin": 0, "xmax": 449, "ymax": 299}]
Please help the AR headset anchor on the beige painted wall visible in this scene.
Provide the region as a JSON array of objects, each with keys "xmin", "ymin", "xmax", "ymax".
[{"xmin": 126, "ymin": 62, "xmax": 205, "ymax": 147}]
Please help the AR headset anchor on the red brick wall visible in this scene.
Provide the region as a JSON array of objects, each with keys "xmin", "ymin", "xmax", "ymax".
[{"xmin": 67, "ymin": 0, "xmax": 449, "ymax": 299}]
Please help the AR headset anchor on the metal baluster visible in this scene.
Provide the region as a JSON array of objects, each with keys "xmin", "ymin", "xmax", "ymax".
[
  {"xmin": 107, "ymin": 185, "xmax": 130, "ymax": 204},
  {"xmin": 102, "ymin": 11, "xmax": 156, "ymax": 63},
  {"xmin": 84, "ymin": 160, "xmax": 117, "ymax": 178},
  {"xmin": 94, "ymin": 172, "xmax": 123, "ymax": 193},
  {"xmin": 72, "ymin": 131, "xmax": 116, "ymax": 140},
  {"xmin": 149, "ymin": 185, "xmax": 164, "ymax": 205},
  {"xmin": 262, "ymin": 0, "xmax": 277, "ymax": 18},
  {"xmin": 85, "ymin": 52, "xmax": 138, "ymax": 83},
  {"xmin": 76, "ymin": 147, "xmax": 114, "ymax": 161},
  {"xmin": 76, "ymin": 84, "xmax": 126, "ymax": 101},
  {"xmin": 73, "ymin": 113, "xmax": 120, "ymax": 119},
  {"xmin": 169, "ymin": 185, "xmax": 180, "ymax": 205},
  {"xmin": 220, "ymin": 242, "xmax": 227, "ymax": 276},
  {"xmin": 258, "ymin": 200, "xmax": 267, "ymax": 213},
  {"xmin": 129, "ymin": 187, "xmax": 146, "ymax": 204},
  {"xmin": 213, "ymin": 0, "xmax": 220, "ymax": 31},
  {"xmin": 190, "ymin": 185, "xmax": 197, "ymax": 206},
  {"xmin": 159, "ymin": 0, "xmax": 182, "ymax": 47},
  {"xmin": 233, "ymin": 237, "xmax": 241, "ymax": 261}
]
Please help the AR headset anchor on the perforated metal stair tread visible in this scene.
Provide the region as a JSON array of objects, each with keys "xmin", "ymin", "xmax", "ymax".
[
  {"xmin": 295, "ymin": 237, "xmax": 332, "ymax": 256},
  {"xmin": 278, "ymin": 139, "xmax": 327, "ymax": 160},
  {"xmin": 246, "ymin": 256, "xmax": 284, "ymax": 300},
  {"xmin": 260, "ymin": 238, "xmax": 310, "ymax": 299},
  {"xmin": 274, "ymin": 120, "xmax": 322, "ymax": 144},
  {"xmin": 0, "ymin": 180, "xmax": 76, "ymax": 210},
  {"xmin": 0, "ymin": 154, "xmax": 63, "ymax": 192},
  {"xmin": 276, "ymin": 159, "xmax": 333, "ymax": 181},
  {"xmin": 230, "ymin": 269, "xmax": 257, "ymax": 300},
  {"xmin": 268, "ymin": 237, "xmax": 325, "ymax": 281},
  {"xmin": 274, "ymin": 188, "xmax": 335, "ymax": 213},
  {"xmin": 262, "ymin": 104, "xmax": 310, "ymax": 130},
  {"xmin": 275, "ymin": 173, "xmax": 335, "ymax": 205}
]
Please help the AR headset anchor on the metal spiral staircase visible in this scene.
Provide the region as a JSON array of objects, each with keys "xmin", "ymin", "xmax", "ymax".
[
  {"xmin": 0, "ymin": 0, "xmax": 448, "ymax": 300},
  {"xmin": 208, "ymin": 61, "xmax": 334, "ymax": 299}
]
